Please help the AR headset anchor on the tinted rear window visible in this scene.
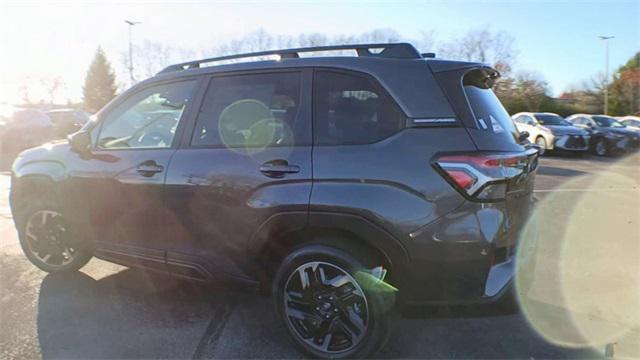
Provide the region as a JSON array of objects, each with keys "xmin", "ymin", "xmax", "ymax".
[{"xmin": 463, "ymin": 85, "xmax": 518, "ymax": 143}]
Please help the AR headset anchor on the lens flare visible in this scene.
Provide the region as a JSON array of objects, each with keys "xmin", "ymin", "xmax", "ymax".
[{"xmin": 515, "ymin": 154, "xmax": 639, "ymax": 356}]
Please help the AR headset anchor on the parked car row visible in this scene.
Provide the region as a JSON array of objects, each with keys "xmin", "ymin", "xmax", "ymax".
[
  {"xmin": 0, "ymin": 108, "xmax": 90, "ymax": 166},
  {"xmin": 512, "ymin": 112, "xmax": 640, "ymax": 156}
]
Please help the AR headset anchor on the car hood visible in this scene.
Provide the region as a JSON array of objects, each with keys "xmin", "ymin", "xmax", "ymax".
[
  {"xmin": 544, "ymin": 125, "xmax": 588, "ymax": 136},
  {"xmin": 12, "ymin": 140, "xmax": 70, "ymax": 171}
]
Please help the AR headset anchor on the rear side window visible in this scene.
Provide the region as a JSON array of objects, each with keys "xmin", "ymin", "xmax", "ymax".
[
  {"xmin": 192, "ymin": 72, "xmax": 303, "ymax": 148},
  {"xmin": 463, "ymin": 71, "xmax": 518, "ymax": 145},
  {"xmin": 313, "ymin": 71, "xmax": 405, "ymax": 145}
]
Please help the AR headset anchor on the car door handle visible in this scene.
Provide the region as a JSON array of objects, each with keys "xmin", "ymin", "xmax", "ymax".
[
  {"xmin": 136, "ymin": 160, "xmax": 164, "ymax": 177},
  {"xmin": 259, "ymin": 160, "xmax": 300, "ymax": 177}
]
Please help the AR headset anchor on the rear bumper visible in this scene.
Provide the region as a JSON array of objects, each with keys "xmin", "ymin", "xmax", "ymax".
[{"xmin": 398, "ymin": 196, "xmax": 536, "ymax": 306}]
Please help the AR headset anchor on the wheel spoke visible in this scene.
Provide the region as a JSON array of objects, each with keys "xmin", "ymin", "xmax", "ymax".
[
  {"xmin": 326, "ymin": 274, "xmax": 350, "ymax": 288},
  {"xmin": 25, "ymin": 223, "xmax": 38, "ymax": 240},
  {"xmin": 319, "ymin": 332, "xmax": 333, "ymax": 351},
  {"xmin": 315, "ymin": 266, "xmax": 328, "ymax": 285},
  {"xmin": 298, "ymin": 268, "xmax": 311, "ymax": 289},
  {"xmin": 40, "ymin": 211, "xmax": 50, "ymax": 226},
  {"xmin": 342, "ymin": 307, "xmax": 366, "ymax": 338},
  {"xmin": 286, "ymin": 306, "xmax": 316, "ymax": 322},
  {"xmin": 286, "ymin": 290, "xmax": 305, "ymax": 301},
  {"xmin": 336, "ymin": 318, "xmax": 358, "ymax": 341}
]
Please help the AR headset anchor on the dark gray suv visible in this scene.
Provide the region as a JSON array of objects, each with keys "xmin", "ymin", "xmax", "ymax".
[{"xmin": 10, "ymin": 43, "xmax": 538, "ymax": 358}]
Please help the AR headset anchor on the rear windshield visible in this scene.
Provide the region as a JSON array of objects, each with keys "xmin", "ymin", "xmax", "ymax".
[{"xmin": 462, "ymin": 68, "xmax": 518, "ymax": 143}]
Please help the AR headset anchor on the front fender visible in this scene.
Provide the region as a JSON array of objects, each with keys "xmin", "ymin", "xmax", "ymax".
[
  {"xmin": 12, "ymin": 142, "xmax": 70, "ymax": 182},
  {"xmin": 13, "ymin": 159, "xmax": 67, "ymax": 182}
]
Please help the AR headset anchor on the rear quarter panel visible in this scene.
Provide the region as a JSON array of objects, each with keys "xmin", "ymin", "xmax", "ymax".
[{"xmin": 310, "ymin": 127, "xmax": 475, "ymax": 244}]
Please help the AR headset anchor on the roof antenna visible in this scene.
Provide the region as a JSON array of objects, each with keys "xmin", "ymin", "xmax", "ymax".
[{"xmin": 421, "ymin": 52, "xmax": 436, "ymax": 58}]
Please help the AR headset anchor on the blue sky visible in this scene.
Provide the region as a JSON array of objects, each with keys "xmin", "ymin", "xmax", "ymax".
[{"xmin": 0, "ymin": 0, "xmax": 638, "ymax": 103}]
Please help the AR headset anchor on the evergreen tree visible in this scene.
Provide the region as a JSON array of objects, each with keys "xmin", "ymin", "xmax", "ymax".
[{"xmin": 82, "ymin": 47, "xmax": 117, "ymax": 112}]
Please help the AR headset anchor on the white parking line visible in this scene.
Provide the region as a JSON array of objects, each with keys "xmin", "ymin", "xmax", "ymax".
[{"xmin": 534, "ymin": 188, "xmax": 639, "ymax": 193}]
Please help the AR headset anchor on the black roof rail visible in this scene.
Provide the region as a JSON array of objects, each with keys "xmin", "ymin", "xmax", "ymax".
[{"xmin": 159, "ymin": 43, "xmax": 423, "ymax": 74}]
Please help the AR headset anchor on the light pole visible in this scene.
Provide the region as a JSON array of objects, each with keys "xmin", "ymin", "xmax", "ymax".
[
  {"xmin": 125, "ymin": 20, "xmax": 141, "ymax": 87},
  {"xmin": 599, "ymin": 35, "xmax": 614, "ymax": 115}
]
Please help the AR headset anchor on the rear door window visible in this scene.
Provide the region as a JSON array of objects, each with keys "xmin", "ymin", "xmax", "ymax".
[
  {"xmin": 313, "ymin": 70, "xmax": 405, "ymax": 145},
  {"xmin": 192, "ymin": 72, "xmax": 303, "ymax": 148}
]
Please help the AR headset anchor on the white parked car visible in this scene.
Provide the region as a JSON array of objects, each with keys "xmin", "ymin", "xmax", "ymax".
[
  {"xmin": 512, "ymin": 112, "xmax": 589, "ymax": 154},
  {"xmin": 618, "ymin": 116, "xmax": 640, "ymax": 132}
]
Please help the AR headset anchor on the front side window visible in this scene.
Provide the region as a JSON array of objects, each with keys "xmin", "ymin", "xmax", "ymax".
[
  {"xmin": 97, "ymin": 80, "xmax": 196, "ymax": 149},
  {"xmin": 313, "ymin": 71, "xmax": 405, "ymax": 145},
  {"xmin": 192, "ymin": 72, "xmax": 302, "ymax": 148}
]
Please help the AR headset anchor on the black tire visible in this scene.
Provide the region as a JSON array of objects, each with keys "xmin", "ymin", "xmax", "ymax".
[
  {"xmin": 273, "ymin": 242, "xmax": 393, "ymax": 359},
  {"xmin": 16, "ymin": 199, "xmax": 92, "ymax": 273}
]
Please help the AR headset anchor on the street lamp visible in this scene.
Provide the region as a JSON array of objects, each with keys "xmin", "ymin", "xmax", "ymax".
[
  {"xmin": 599, "ymin": 35, "xmax": 614, "ymax": 115},
  {"xmin": 125, "ymin": 20, "xmax": 141, "ymax": 87}
]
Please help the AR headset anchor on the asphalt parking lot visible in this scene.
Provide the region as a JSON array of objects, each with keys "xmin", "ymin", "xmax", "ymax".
[{"xmin": 1, "ymin": 153, "xmax": 638, "ymax": 359}]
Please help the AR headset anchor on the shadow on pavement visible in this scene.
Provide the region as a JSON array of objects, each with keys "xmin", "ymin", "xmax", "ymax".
[
  {"xmin": 35, "ymin": 267, "xmax": 598, "ymax": 359},
  {"xmin": 36, "ymin": 268, "xmax": 239, "ymax": 359},
  {"xmin": 536, "ymin": 166, "xmax": 587, "ymax": 178}
]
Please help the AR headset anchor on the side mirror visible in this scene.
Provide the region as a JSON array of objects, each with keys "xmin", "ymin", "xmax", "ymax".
[
  {"xmin": 518, "ymin": 131, "xmax": 530, "ymax": 143},
  {"xmin": 68, "ymin": 130, "xmax": 92, "ymax": 154}
]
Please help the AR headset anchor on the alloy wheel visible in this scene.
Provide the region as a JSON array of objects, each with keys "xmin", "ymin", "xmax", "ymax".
[
  {"xmin": 283, "ymin": 261, "xmax": 369, "ymax": 354},
  {"xmin": 595, "ymin": 140, "xmax": 607, "ymax": 156},
  {"xmin": 536, "ymin": 137, "xmax": 547, "ymax": 155},
  {"xmin": 24, "ymin": 210, "xmax": 77, "ymax": 267}
]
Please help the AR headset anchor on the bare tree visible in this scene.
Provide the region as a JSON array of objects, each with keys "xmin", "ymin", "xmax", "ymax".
[
  {"xmin": 439, "ymin": 27, "xmax": 517, "ymax": 75},
  {"xmin": 41, "ymin": 77, "xmax": 65, "ymax": 104},
  {"xmin": 512, "ymin": 71, "xmax": 548, "ymax": 110},
  {"xmin": 416, "ymin": 30, "xmax": 437, "ymax": 54},
  {"xmin": 206, "ymin": 28, "xmax": 408, "ymax": 60},
  {"xmin": 19, "ymin": 80, "xmax": 32, "ymax": 105}
]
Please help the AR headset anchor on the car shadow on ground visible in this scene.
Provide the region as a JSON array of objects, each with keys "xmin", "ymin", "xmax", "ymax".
[
  {"xmin": 536, "ymin": 166, "xmax": 587, "ymax": 178},
  {"xmin": 36, "ymin": 268, "xmax": 241, "ymax": 359},
  {"xmin": 36, "ymin": 268, "xmax": 598, "ymax": 359},
  {"xmin": 544, "ymin": 151, "xmax": 633, "ymax": 163}
]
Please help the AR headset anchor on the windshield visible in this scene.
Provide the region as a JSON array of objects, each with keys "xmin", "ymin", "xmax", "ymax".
[
  {"xmin": 535, "ymin": 114, "xmax": 570, "ymax": 126},
  {"xmin": 593, "ymin": 115, "xmax": 625, "ymax": 128}
]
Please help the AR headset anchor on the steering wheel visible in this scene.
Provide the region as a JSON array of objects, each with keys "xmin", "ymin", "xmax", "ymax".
[{"xmin": 137, "ymin": 131, "xmax": 171, "ymax": 147}]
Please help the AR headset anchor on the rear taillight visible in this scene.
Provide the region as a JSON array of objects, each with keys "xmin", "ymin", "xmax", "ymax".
[{"xmin": 432, "ymin": 150, "xmax": 538, "ymax": 201}]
